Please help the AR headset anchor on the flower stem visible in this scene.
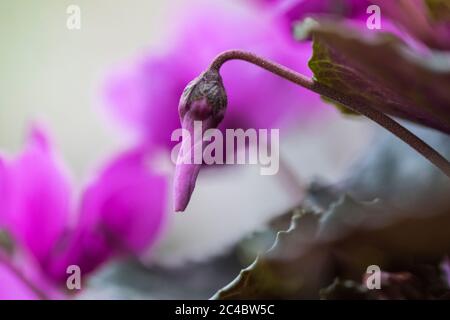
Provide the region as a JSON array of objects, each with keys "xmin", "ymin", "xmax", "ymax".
[{"xmin": 209, "ymin": 50, "xmax": 450, "ymax": 178}]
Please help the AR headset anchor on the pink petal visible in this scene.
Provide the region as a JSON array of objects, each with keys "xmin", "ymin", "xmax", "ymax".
[
  {"xmin": 103, "ymin": 2, "xmax": 325, "ymax": 151},
  {"xmin": 81, "ymin": 147, "xmax": 167, "ymax": 254},
  {"xmin": 46, "ymin": 147, "xmax": 167, "ymax": 281},
  {"xmin": 2, "ymin": 125, "xmax": 72, "ymax": 266}
]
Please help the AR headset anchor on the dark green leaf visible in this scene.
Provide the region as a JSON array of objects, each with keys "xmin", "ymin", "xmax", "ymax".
[
  {"xmin": 213, "ymin": 190, "xmax": 450, "ymax": 299},
  {"xmin": 308, "ymin": 24, "xmax": 450, "ymax": 134}
]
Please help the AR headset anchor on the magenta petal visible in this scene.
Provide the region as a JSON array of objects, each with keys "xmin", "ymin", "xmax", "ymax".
[
  {"xmin": 173, "ymin": 137, "xmax": 203, "ymax": 212},
  {"xmin": 0, "ymin": 259, "xmax": 40, "ymax": 300},
  {"xmin": 46, "ymin": 147, "xmax": 167, "ymax": 281},
  {"xmin": 371, "ymin": 0, "xmax": 450, "ymax": 50},
  {"xmin": 103, "ymin": 3, "xmax": 325, "ymax": 151},
  {"xmin": 0, "ymin": 249, "xmax": 63, "ymax": 300},
  {"xmin": 277, "ymin": 0, "xmax": 371, "ymax": 23},
  {"xmin": 104, "ymin": 56, "xmax": 186, "ymax": 149},
  {"xmin": 174, "ymin": 83, "xmax": 224, "ymax": 212},
  {"xmin": 3, "ymin": 126, "xmax": 71, "ymax": 266},
  {"xmin": 80, "ymin": 147, "xmax": 167, "ymax": 254},
  {"xmin": 173, "ymin": 122, "xmax": 202, "ymax": 212},
  {"xmin": 173, "ymin": 128, "xmax": 214, "ymax": 212},
  {"xmin": 173, "ymin": 163, "xmax": 202, "ymax": 212},
  {"xmin": 0, "ymin": 157, "xmax": 8, "ymax": 228},
  {"xmin": 45, "ymin": 221, "xmax": 113, "ymax": 282}
]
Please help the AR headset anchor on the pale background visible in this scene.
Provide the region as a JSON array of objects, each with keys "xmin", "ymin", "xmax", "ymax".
[{"xmin": 0, "ymin": 0, "xmax": 374, "ymax": 267}]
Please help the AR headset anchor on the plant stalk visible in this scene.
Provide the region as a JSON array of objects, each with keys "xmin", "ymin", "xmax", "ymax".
[{"xmin": 209, "ymin": 50, "xmax": 450, "ymax": 178}]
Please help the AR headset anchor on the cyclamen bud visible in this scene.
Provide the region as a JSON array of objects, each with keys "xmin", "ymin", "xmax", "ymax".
[
  {"xmin": 173, "ymin": 49, "xmax": 450, "ymax": 212},
  {"xmin": 179, "ymin": 69, "xmax": 227, "ymax": 124},
  {"xmin": 173, "ymin": 69, "xmax": 227, "ymax": 212}
]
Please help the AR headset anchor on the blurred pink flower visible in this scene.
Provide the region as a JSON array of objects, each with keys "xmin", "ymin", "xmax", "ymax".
[
  {"xmin": 46, "ymin": 146, "xmax": 167, "ymax": 282},
  {"xmin": 0, "ymin": 257, "xmax": 46, "ymax": 300},
  {"xmin": 103, "ymin": 1, "xmax": 325, "ymax": 151},
  {"xmin": 0, "ymin": 127, "xmax": 71, "ymax": 266},
  {"xmin": 0, "ymin": 126, "xmax": 167, "ymax": 297},
  {"xmin": 253, "ymin": 0, "xmax": 371, "ymax": 27},
  {"xmin": 0, "ymin": 249, "xmax": 62, "ymax": 300},
  {"xmin": 0, "ymin": 260, "xmax": 41, "ymax": 300},
  {"xmin": 258, "ymin": 0, "xmax": 450, "ymax": 51},
  {"xmin": 371, "ymin": 0, "xmax": 450, "ymax": 50}
]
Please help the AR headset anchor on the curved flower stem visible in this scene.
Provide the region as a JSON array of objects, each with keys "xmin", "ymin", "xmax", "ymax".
[{"xmin": 210, "ymin": 50, "xmax": 450, "ymax": 178}]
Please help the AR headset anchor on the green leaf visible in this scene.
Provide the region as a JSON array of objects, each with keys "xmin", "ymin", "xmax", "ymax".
[
  {"xmin": 213, "ymin": 189, "xmax": 450, "ymax": 299},
  {"xmin": 321, "ymin": 265, "xmax": 450, "ymax": 300},
  {"xmin": 308, "ymin": 24, "xmax": 450, "ymax": 134},
  {"xmin": 319, "ymin": 278, "xmax": 369, "ymax": 300},
  {"xmin": 212, "ymin": 210, "xmax": 326, "ymax": 299}
]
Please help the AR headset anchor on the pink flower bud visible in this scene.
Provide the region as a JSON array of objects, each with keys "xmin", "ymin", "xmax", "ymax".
[
  {"xmin": 178, "ymin": 69, "xmax": 227, "ymax": 125},
  {"xmin": 173, "ymin": 69, "xmax": 227, "ymax": 212}
]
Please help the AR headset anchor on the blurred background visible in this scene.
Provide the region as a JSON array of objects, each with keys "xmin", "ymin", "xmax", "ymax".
[
  {"xmin": 0, "ymin": 0, "xmax": 174, "ymax": 175},
  {"xmin": 6, "ymin": 0, "xmax": 432, "ymax": 299}
]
